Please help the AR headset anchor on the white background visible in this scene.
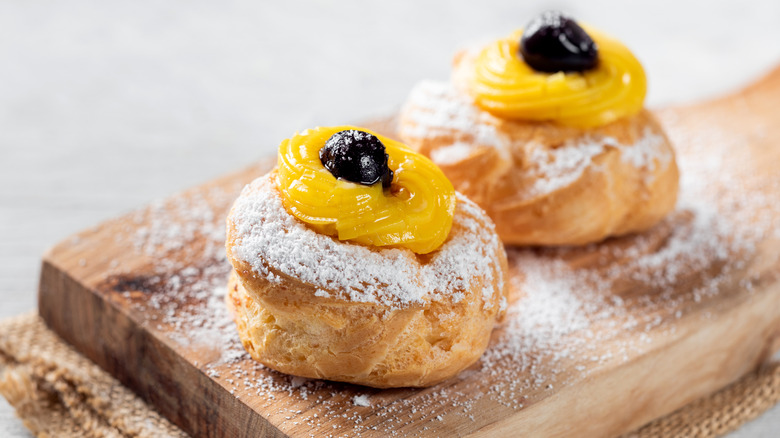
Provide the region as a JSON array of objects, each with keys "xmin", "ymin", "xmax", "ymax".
[{"xmin": 1, "ymin": 1, "xmax": 779, "ymax": 436}]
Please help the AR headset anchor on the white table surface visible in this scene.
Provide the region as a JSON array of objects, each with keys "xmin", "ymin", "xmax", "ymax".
[{"xmin": 1, "ymin": 1, "xmax": 779, "ymax": 436}]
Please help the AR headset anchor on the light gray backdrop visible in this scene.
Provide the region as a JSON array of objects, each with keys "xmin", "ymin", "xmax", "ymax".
[{"xmin": 1, "ymin": 1, "xmax": 779, "ymax": 435}]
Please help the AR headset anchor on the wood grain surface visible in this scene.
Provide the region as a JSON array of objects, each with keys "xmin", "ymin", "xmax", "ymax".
[{"xmin": 38, "ymin": 66, "xmax": 780, "ymax": 437}]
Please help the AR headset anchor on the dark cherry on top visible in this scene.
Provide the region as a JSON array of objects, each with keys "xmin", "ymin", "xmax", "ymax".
[
  {"xmin": 519, "ymin": 10, "xmax": 599, "ymax": 73},
  {"xmin": 320, "ymin": 130, "xmax": 393, "ymax": 189}
]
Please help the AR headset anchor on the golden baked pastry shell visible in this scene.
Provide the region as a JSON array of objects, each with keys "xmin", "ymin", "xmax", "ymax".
[
  {"xmin": 399, "ymin": 86, "xmax": 679, "ymax": 246},
  {"xmin": 225, "ymin": 176, "xmax": 509, "ymax": 388}
]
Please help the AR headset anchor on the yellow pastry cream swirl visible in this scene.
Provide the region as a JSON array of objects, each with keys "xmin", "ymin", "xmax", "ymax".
[
  {"xmin": 469, "ymin": 27, "xmax": 647, "ymax": 128},
  {"xmin": 276, "ymin": 126, "xmax": 456, "ymax": 254}
]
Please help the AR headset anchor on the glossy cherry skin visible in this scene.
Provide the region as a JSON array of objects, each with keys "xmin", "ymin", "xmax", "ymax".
[
  {"xmin": 520, "ymin": 10, "xmax": 598, "ymax": 73},
  {"xmin": 320, "ymin": 130, "xmax": 393, "ymax": 188}
]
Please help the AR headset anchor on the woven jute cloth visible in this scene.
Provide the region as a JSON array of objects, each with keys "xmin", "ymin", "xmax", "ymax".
[{"xmin": 0, "ymin": 313, "xmax": 778, "ymax": 438}]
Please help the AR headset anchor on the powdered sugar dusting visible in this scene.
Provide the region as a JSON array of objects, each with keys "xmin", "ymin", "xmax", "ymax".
[
  {"xmin": 106, "ymin": 180, "xmax": 251, "ymax": 356},
  {"xmin": 401, "ymin": 81, "xmax": 674, "ymax": 200},
  {"xmin": 521, "ymin": 129, "xmax": 670, "ymax": 198},
  {"xmin": 352, "ymin": 394, "xmax": 371, "ymax": 407},
  {"xmin": 228, "ymin": 175, "xmax": 503, "ymax": 309},
  {"xmin": 618, "ymin": 131, "xmax": 672, "ymax": 171},
  {"xmin": 523, "ymin": 137, "xmax": 605, "ymax": 197},
  {"xmin": 400, "ymin": 80, "xmax": 503, "ymax": 149},
  {"xmin": 430, "ymin": 142, "xmax": 474, "ymax": 165},
  {"xmin": 475, "ymin": 110, "xmax": 779, "ymax": 407},
  {"xmin": 86, "ymin": 103, "xmax": 777, "ymax": 435},
  {"xmin": 480, "ymin": 200, "xmax": 748, "ymax": 402}
]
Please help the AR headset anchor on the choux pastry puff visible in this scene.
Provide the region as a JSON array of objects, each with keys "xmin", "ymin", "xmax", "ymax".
[
  {"xmin": 399, "ymin": 11, "xmax": 679, "ymax": 246},
  {"xmin": 225, "ymin": 126, "xmax": 508, "ymax": 388}
]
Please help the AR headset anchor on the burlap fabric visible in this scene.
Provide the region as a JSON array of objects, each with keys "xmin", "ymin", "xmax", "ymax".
[{"xmin": 0, "ymin": 313, "xmax": 778, "ymax": 438}]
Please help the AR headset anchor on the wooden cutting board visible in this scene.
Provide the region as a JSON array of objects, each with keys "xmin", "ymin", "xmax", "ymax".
[{"xmin": 38, "ymin": 65, "xmax": 780, "ymax": 438}]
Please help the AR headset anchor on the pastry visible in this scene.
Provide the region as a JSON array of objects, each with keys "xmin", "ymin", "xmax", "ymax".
[
  {"xmin": 399, "ymin": 11, "xmax": 679, "ymax": 246},
  {"xmin": 225, "ymin": 126, "xmax": 508, "ymax": 388}
]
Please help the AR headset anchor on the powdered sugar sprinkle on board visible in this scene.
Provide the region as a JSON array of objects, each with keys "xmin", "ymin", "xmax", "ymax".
[{"xmin": 92, "ymin": 102, "xmax": 778, "ymax": 434}]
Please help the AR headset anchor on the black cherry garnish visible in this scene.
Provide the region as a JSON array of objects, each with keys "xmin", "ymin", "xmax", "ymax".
[
  {"xmin": 320, "ymin": 130, "xmax": 393, "ymax": 188},
  {"xmin": 519, "ymin": 11, "xmax": 598, "ymax": 73}
]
